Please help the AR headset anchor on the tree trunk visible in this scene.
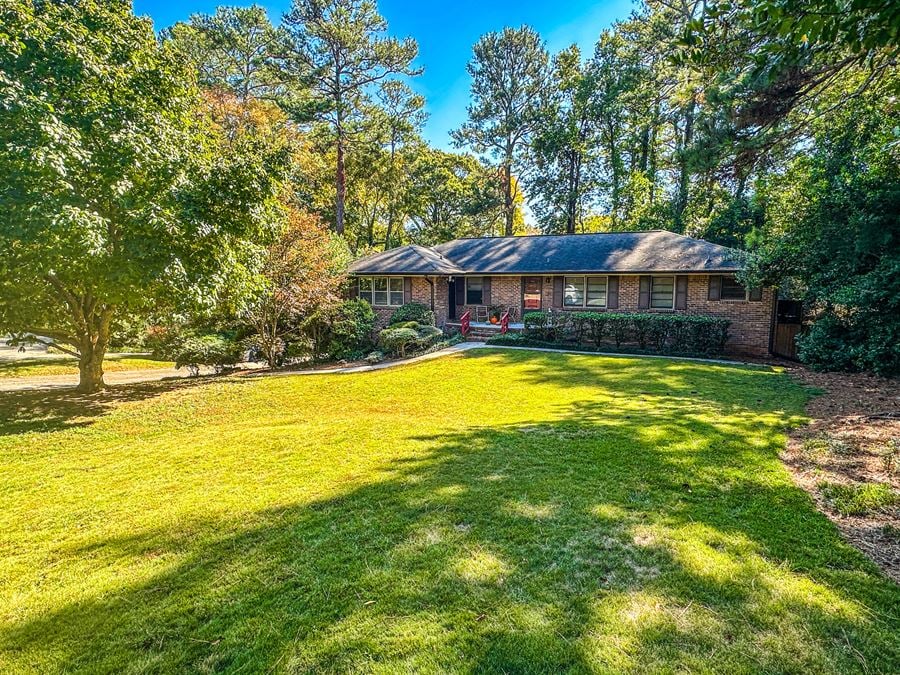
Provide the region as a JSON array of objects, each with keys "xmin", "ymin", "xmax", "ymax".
[
  {"xmin": 335, "ymin": 136, "xmax": 346, "ymax": 236},
  {"xmin": 503, "ymin": 141, "xmax": 514, "ymax": 236},
  {"xmin": 566, "ymin": 150, "xmax": 577, "ymax": 235},
  {"xmin": 503, "ymin": 163, "xmax": 513, "ymax": 236},
  {"xmin": 77, "ymin": 344, "xmax": 106, "ymax": 393},
  {"xmin": 75, "ymin": 307, "xmax": 112, "ymax": 394},
  {"xmin": 674, "ymin": 96, "xmax": 696, "ymax": 229}
]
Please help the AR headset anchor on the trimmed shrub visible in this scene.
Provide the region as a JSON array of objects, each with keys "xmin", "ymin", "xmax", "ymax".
[
  {"xmin": 379, "ymin": 322, "xmax": 446, "ymax": 357},
  {"xmin": 520, "ymin": 311, "xmax": 730, "ymax": 356},
  {"xmin": 389, "ymin": 302, "xmax": 435, "ymax": 326},
  {"xmin": 379, "ymin": 326, "xmax": 420, "ymax": 357}
]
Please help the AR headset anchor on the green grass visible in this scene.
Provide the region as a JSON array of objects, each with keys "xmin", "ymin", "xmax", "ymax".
[
  {"xmin": 819, "ymin": 481, "xmax": 899, "ymax": 516},
  {"xmin": 0, "ymin": 349, "xmax": 897, "ymax": 673},
  {"xmin": 0, "ymin": 354, "xmax": 173, "ymax": 378}
]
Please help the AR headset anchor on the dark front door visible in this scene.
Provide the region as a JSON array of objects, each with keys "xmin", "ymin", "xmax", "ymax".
[
  {"xmin": 522, "ymin": 276, "xmax": 542, "ymax": 313},
  {"xmin": 448, "ymin": 279, "xmax": 457, "ymax": 320}
]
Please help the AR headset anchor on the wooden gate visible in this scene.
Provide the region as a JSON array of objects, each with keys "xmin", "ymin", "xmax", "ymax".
[{"xmin": 772, "ymin": 299, "xmax": 803, "ymax": 360}]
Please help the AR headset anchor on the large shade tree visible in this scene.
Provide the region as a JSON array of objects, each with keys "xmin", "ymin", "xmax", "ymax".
[{"xmin": 0, "ymin": 0, "xmax": 287, "ymax": 392}]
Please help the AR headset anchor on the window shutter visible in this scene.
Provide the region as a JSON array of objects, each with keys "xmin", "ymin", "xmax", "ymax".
[
  {"xmin": 455, "ymin": 279, "xmax": 465, "ymax": 306},
  {"xmin": 638, "ymin": 276, "xmax": 651, "ymax": 309},
  {"xmin": 675, "ymin": 275, "xmax": 688, "ymax": 310},
  {"xmin": 708, "ymin": 275, "xmax": 722, "ymax": 301},
  {"xmin": 607, "ymin": 275, "xmax": 619, "ymax": 309},
  {"xmin": 552, "ymin": 276, "xmax": 563, "ymax": 308},
  {"xmin": 349, "ymin": 277, "xmax": 359, "ymax": 299},
  {"xmin": 403, "ymin": 277, "xmax": 412, "ymax": 304},
  {"xmin": 749, "ymin": 286, "xmax": 763, "ymax": 302},
  {"xmin": 483, "ymin": 276, "xmax": 492, "ymax": 305}
]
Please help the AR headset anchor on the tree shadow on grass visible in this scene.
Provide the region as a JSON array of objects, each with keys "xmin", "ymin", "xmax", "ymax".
[
  {"xmin": 0, "ymin": 376, "xmax": 252, "ymax": 437},
  {"xmin": 2, "ymin": 381, "xmax": 898, "ymax": 673}
]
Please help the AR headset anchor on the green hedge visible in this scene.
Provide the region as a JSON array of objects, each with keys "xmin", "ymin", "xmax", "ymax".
[{"xmin": 521, "ymin": 311, "xmax": 730, "ymax": 356}]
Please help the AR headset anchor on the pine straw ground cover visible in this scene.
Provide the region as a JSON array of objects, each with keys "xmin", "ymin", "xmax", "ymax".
[
  {"xmin": 0, "ymin": 355, "xmax": 173, "ymax": 379},
  {"xmin": 0, "ymin": 349, "xmax": 898, "ymax": 673},
  {"xmin": 783, "ymin": 368, "xmax": 900, "ymax": 583}
]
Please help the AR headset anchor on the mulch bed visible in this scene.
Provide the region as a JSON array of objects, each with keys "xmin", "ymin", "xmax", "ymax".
[{"xmin": 781, "ymin": 365, "xmax": 900, "ymax": 582}]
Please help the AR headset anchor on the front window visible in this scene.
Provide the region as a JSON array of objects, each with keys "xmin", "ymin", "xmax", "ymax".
[
  {"xmin": 564, "ymin": 277, "xmax": 584, "ymax": 307},
  {"xmin": 466, "ymin": 277, "xmax": 483, "ymax": 305},
  {"xmin": 720, "ymin": 275, "xmax": 747, "ymax": 301},
  {"xmin": 650, "ymin": 276, "xmax": 675, "ymax": 309},
  {"xmin": 357, "ymin": 277, "xmax": 404, "ymax": 306},
  {"xmin": 586, "ymin": 277, "xmax": 608, "ymax": 307},
  {"xmin": 564, "ymin": 276, "xmax": 608, "ymax": 308}
]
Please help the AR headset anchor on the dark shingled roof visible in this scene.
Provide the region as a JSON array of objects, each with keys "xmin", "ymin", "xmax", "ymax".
[
  {"xmin": 350, "ymin": 230, "xmax": 744, "ymax": 276},
  {"xmin": 349, "ymin": 244, "xmax": 465, "ymax": 275}
]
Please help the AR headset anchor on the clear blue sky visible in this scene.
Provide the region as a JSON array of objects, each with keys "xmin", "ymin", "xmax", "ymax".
[{"xmin": 135, "ymin": 0, "xmax": 636, "ymax": 149}]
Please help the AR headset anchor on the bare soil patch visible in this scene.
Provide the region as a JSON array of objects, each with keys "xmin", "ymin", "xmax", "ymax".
[{"xmin": 783, "ymin": 366, "xmax": 900, "ymax": 582}]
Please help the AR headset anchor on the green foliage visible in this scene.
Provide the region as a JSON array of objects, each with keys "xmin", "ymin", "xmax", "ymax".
[
  {"xmin": 282, "ymin": 0, "xmax": 420, "ymax": 235},
  {"xmin": 327, "ymin": 299, "xmax": 376, "ymax": 360},
  {"xmin": 521, "ymin": 311, "xmax": 730, "ymax": 356},
  {"xmin": 452, "ymin": 25, "xmax": 549, "ymax": 235},
  {"xmin": 818, "ymin": 482, "xmax": 898, "ymax": 517},
  {"xmin": 166, "ymin": 334, "xmax": 245, "ymax": 376},
  {"xmin": 0, "ymin": 0, "xmax": 286, "ymax": 391},
  {"xmin": 746, "ymin": 80, "xmax": 900, "ymax": 375},
  {"xmin": 389, "ymin": 302, "xmax": 435, "ymax": 326}
]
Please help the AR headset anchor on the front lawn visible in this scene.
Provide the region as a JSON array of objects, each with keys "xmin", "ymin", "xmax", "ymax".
[
  {"xmin": 0, "ymin": 349, "xmax": 897, "ymax": 672},
  {"xmin": 0, "ymin": 354, "xmax": 173, "ymax": 378}
]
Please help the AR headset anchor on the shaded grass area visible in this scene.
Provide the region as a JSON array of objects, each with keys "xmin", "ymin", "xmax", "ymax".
[
  {"xmin": 0, "ymin": 349, "xmax": 898, "ymax": 672},
  {"xmin": 0, "ymin": 355, "xmax": 173, "ymax": 378}
]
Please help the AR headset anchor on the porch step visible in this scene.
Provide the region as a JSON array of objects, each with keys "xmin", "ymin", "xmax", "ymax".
[{"xmin": 446, "ymin": 320, "xmax": 523, "ymax": 341}]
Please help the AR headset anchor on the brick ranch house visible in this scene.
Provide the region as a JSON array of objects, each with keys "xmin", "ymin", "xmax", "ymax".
[{"xmin": 348, "ymin": 230, "xmax": 776, "ymax": 357}]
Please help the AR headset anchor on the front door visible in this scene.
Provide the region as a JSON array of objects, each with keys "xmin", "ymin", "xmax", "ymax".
[
  {"xmin": 448, "ymin": 279, "xmax": 457, "ymax": 320},
  {"xmin": 522, "ymin": 276, "xmax": 542, "ymax": 313}
]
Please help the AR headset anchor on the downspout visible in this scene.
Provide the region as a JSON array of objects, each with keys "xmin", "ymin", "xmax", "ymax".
[{"xmin": 425, "ymin": 276, "xmax": 435, "ymax": 310}]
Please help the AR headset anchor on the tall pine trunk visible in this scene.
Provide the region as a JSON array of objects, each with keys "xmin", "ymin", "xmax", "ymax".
[
  {"xmin": 503, "ymin": 161, "xmax": 513, "ymax": 236},
  {"xmin": 335, "ymin": 136, "xmax": 346, "ymax": 236}
]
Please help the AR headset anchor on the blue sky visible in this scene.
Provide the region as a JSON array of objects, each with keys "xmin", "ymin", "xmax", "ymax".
[{"xmin": 135, "ymin": 0, "xmax": 636, "ymax": 149}]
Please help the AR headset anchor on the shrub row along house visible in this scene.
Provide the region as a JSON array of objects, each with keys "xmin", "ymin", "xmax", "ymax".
[{"xmin": 348, "ymin": 230, "xmax": 775, "ymax": 356}]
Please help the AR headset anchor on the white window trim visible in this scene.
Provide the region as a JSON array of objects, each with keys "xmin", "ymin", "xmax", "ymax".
[
  {"xmin": 358, "ymin": 276, "xmax": 405, "ymax": 307},
  {"xmin": 465, "ymin": 277, "xmax": 484, "ymax": 305},
  {"xmin": 563, "ymin": 275, "xmax": 608, "ymax": 309},
  {"xmin": 650, "ymin": 275, "xmax": 676, "ymax": 310}
]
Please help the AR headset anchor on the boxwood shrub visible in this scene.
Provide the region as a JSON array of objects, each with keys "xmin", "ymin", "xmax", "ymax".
[{"xmin": 520, "ymin": 311, "xmax": 729, "ymax": 356}]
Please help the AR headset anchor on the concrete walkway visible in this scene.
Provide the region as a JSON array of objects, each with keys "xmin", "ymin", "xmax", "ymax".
[
  {"xmin": 0, "ymin": 342, "xmax": 764, "ymax": 393},
  {"xmin": 0, "ymin": 366, "xmax": 209, "ymax": 393}
]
